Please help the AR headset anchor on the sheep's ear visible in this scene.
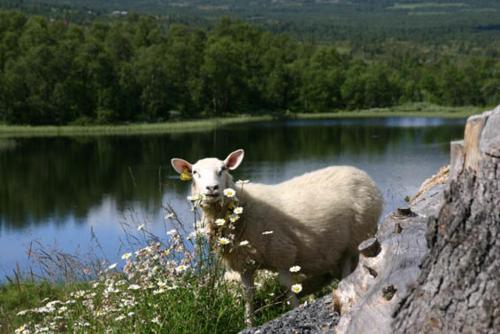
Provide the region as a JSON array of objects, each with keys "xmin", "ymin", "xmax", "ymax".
[
  {"xmin": 171, "ymin": 158, "xmax": 192, "ymax": 174},
  {"xmin": 224, "ymin": 149, "xmax": 245, "ymax": 170}
]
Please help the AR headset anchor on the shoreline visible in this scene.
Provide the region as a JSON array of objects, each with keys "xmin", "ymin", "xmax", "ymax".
[{"xmin": 0, "ymin": 105, "xmax": 483, "ymax": 138}]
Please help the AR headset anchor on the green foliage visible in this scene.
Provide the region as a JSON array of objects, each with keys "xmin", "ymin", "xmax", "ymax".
[
  {"xmin": 0, "ymin": 10, "xmax": 498, "ymax": 125},
  {"xmin": 1, "ymin": 230, "xmax": 290, "ymax": 333},
  {"xmin": 0, "ymin": 281, "xmax": 89, "ymax": 332}
]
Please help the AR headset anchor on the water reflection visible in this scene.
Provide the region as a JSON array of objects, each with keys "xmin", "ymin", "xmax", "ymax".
[
  {"xmin": 0, "ymin": 117, "xmax": 465, "ymax": 273},
  {"xmin": 0, "ymin": 118, "xmax": 464, "ymax": 230}
]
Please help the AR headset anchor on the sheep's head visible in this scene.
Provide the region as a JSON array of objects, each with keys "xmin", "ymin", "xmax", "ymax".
[{"xmin": 171, "ymin": 149, "xmax": 244, "ymax": 207}]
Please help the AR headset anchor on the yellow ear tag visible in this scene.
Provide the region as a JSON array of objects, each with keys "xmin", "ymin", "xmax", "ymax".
[{"xmin": 180, "ymin": 169, "xmax": 192, "ymax": 181}]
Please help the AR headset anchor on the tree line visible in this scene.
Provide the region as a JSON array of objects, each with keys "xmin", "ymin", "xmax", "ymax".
[{"xmin": 0, "ymin": 10, "xmax": 498, "ymax": 125}]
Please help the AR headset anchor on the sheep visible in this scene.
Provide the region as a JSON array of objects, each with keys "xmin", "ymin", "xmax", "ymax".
[{"xmin": 171, "ymin": 149, "xmax": 383, "ymax": 326}]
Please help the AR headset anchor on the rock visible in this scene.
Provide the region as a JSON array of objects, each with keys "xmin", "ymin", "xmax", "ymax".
[
  {"xmin": 393, "ymin": 106, "xmax": 500, "ymax": 334},
  {"xmin": 240, "ymin": 295, "xmax": 340, "ymax": 334},
  {"xmin": 332, "ymin": 170, "xmax": 444, "ymax": 334}
]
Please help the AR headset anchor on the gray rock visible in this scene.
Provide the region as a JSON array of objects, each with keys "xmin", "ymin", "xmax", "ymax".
[
  {"xmin": 240, "ymin": 296, "xmax": 340, "ymax": 334},
  {"xmin": 393, "ymin": 106, "xmax": 500, "ymax": 334}
]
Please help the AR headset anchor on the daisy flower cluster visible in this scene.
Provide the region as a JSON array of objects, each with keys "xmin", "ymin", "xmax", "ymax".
[
  {"xmin": 12, "ymin": 179, "xmax": 299, "ymax": 333},
  {"xmin": 14, "ymin": 227, "xmax": 202, "ymax": 333},
  {"xmin": 210, "ymin": 187, "xmax": 247, "ymax": 252}
]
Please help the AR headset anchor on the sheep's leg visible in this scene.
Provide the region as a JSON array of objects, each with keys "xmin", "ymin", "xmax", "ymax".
[
  {"xmin": 240, "ymin": 270, "xmax": 255, "ymax": 327},
  {"xmin": 278, "ymin": 270, "xmax": 299, "ymax": 308}
]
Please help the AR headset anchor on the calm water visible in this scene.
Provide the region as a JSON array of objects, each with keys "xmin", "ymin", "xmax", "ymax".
[{"xmin": 0, "ymin": 117, "xmax": 466, "ymax": 276}]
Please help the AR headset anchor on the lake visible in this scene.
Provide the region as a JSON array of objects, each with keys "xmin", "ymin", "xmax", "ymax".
[{"xmin": 0, "ymin": 117, "xmax": 466, "ymax": 278}]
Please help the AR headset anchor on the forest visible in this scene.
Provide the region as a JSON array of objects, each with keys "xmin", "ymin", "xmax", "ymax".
[{"xmin": 0, "ymin": 5, "xmax": 499, "ymax": 124}]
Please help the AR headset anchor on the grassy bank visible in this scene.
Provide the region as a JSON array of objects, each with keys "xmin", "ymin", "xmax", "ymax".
[
  {"xmin": 0, "ymin": 281, "xmax": 90, "ymax": 333},
  {"xmin": 0, "ymin": 104, "xmax": 484, "ymax": 138},
  {"xmin": 0, "ymin": 208, "xmax": 293, "ymax": 334},
  {"xmin": 294, "ymin": 104, "xmax": 484, "ymax": 119}
]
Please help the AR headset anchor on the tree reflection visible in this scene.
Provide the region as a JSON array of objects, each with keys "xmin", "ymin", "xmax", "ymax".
[{"xmin": 0, "ymin": 118, "xmax": 464, "ymax": 229}]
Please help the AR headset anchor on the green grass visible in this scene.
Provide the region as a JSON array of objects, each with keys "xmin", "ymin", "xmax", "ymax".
[
  {"xmin": 0, "ymin": 115, "xmax": 273, "ymax": 138},
  {"xmin": 294, "ymin": 104, "xmax": 483, "ymax": 119},
  {"xmin": 0, "ymin": 281, "xmax": 89, "ymax": 333},
  {"xmin": 0, "ymin": 276, "xmax": 288, "ymax": 334},
  {"xmin": 0, "ymin": 225, "xmax": 292, "ymax": 334},
  {"xmin": 0, "ymin": 104, "xmax": 485, "ymax": 138}
]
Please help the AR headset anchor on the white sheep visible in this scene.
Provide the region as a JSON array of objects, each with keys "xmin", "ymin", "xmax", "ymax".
[{"xmin": 171, "ymin": 149, "xmax": 383, "ymax": 326}]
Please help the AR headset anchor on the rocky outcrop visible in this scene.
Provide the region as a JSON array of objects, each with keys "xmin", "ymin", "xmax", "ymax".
[
  {"xmin": 242, "ymin": 106, "xmax": 500, "ymax": 334},
  {"xmin": 393, "ymin": 106, "xmax": 500, "ymax": 333},
  {"xmin": 331, "ymin": 168, "xmax": 447, "ymax": 334}
]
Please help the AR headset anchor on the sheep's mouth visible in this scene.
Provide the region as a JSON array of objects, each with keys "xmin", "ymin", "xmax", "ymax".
[{"xmin": 203, "ymin": 193, "xmax": 220, "ymax": 200}]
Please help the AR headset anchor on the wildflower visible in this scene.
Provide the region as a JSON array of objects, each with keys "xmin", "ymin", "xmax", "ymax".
[
  {"xmin": 128, "ymin": 284, "xmax": 141, "ymax": 290},
  {"xmin": 180, "ymin": 168, "xmax": 192, "ymax": 181},
  {"xmin": 176, "ymin": 264, "xmax": 189, "ymax": 272},
  {"xmin": 187, "ymin": 194, "xmax": 202, "ymax": 201},
  {"xmin": 228, "ymin": 214, "xmax": 240, "ymax": 223},
  {"xmin": 291, "ymin": 283, "xmax": 303, "ymax": 294},
  {"xmin": 121, "ymin": 252, "xmax": 132, "ymax": 260},
  {"xmin": 116, "ymin": 280, "xmax": 127, "ymax": 286},
  {"xmin": 137, "ymin": 224, "xmax": 145, "ymax": 231},
  {"xmin": 262, "ymin": 230, "xmax": 274, "ymax": 235},
  {"xmin": 164, "ymin": 212, "xmax": 176, "ymax": 220},
  {"xmin": 15, "ymin": 324, "xmax": 29, "ymax": 334},
  {"xmin": 153, "ymin": 288, "xmax": 165, "ymax": 295},
  {"xmin": 108, "ymin": 263, "xmax": 117, "ymax": 270},
  {"xmin": 223, "ymin": 188, "xmax": 236, "ymax": 198},
  {"xmin": 233, "ymin": 206, "xmax": 244, "ymax": 215},
  {"xmin": 239, "ymin": 240, "xmax": 250, "ymax": 246},
  {"xmin": 236, "ymin": 179, "xmax": 250, "ymax": 185},
  {"xmin": 289, "ymin": 265, "xmax": 301, "ymax": 273},
  {"xmin": 71, "ymin": 290, "xmax": 86, "ymax": 298},
  {"xmin": 46, "ymin": 300, "xmax": 63, "ymax": 307},
  {"xmin": 218, "ymin": 237, "xmax": 231, "ymax": 245},
  {"xmin": 196, "ymin": 227, "xmax": 208, "ymax": 236},
  {"xmin": 215, "ymin": 218, "xmax": 225, "ymax": 226}
]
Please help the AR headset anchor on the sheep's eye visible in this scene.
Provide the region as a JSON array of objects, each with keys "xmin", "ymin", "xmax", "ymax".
[{"xmin": 217, "ymin": 167, "xmax": 226, "ymax": 176}]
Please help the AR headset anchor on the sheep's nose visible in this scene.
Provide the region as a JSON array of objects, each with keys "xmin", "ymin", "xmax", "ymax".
[{"xmin": 206, "ymin": 185, "xmax": 219, "ymax": 193}]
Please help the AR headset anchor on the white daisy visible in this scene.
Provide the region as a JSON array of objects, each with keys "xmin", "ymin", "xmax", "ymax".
[
  {"xmin": 291, "ymin": 283, "xmax": 303, "ymax": 294},
  {"xmin": 218, "ymin": 237, "xmax": 231, "ymax": 245},
  {"xmin": 223, "ymin": 188, "xmax": 236, "ymax": 198}
]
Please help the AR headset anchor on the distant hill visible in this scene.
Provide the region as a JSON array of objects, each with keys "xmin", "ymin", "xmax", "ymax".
[{"xmin": 1, "ymin": 0, "xmax": 499, "ymax": 43}]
